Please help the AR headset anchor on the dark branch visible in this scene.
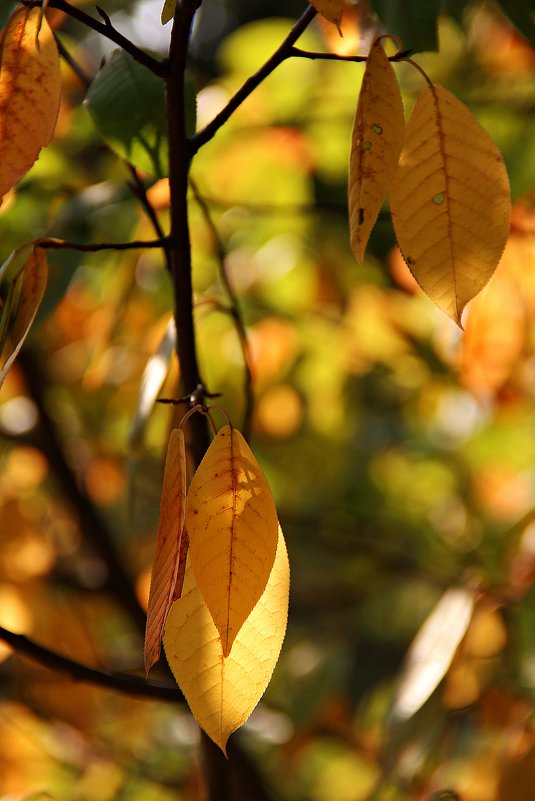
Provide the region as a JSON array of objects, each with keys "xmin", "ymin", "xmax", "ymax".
[
  {"xmin": 288, "ymin": 46, "xmax": 413, "ymax": 62},
  {"xmin": 23, "ymin": 0, "xmax": 167, "ymax": 77},
  {"xmin": 0, "ymin": 624, "xmax": 182, "ymax": 703},
  {"xmin": 190, "ymin": 5, "xmax": 317, "ymax": 154},
  {"xmin": 190, "ymin": 179, "xmax": 254, "ymax": 439},
  {"xmin": 39, "ymin": 237, "xmax": 169, "ymax": 252}
]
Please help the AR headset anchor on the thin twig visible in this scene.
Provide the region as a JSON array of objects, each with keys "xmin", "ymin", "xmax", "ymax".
[
  {"xmin": 54, "ymin": 32, "xmax": 92, "ymax": 86},
  {"xmin": 190, "ymin": 179, "xmax": 254, "ymax": 439},
  {"xmin": 190, "ymin": 5, "xmax": 317, "ymax": 154},
  {"xmin": 127, "ymin": 167, "xmax": 168, "ymax": 245},
  {"xmin": 23, "ymin": 0, "xmax": 167, "ymax": 77},
  {"xmin": 0, "ymin": 624, "xmax": 183, "ymax": 702},
  {"xmin": 39, "ymin": 237, "xmax": 169, "ymax": 252},
  {"xmin": 288, "ymin": 46, "xmax": 413, "ymax": 62}
]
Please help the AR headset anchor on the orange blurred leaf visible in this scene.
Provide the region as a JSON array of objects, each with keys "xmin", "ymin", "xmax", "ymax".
[
  {"xmin": 389, "ymin": 84, "xmax": 511, "ymax": 325},
  {"xmin": 144, "ymin": 428, "xmax": 187, "ymax": 675},
  {"xmin": 0, "ymin": 245, "xmax": 48, "ymax": 388},
  {"xmin": 0, "ymin": 7, "xmax": 61, "ymax": 202},
  {"xmin": 348, "ymin": 38, "xmax": 404, "ymax": 262},
  {"xmin": 185, "ymin": 425, "xmax": 279, "ymax": 657},
  {"xmin": 164, "ymin": 526, "xmax": 289, "ymax": 753}
]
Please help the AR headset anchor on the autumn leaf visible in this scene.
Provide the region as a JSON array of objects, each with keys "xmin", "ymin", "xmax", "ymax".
[
  {"xmin": 144, "ymin": 428, "xmax": 187, "ymax": 675},
  {"xmin": 310, "ymin": 0, "xmax": 345, "ymax": 32},
  {"xmin": 0, "ymin": 7, "xmax": 61, "ymax": 203},
  {"xmin": 185, "ymin": 425, "xmax": 279, "ymax": 657},
  {"xmin": 161, "ymin": 0, "xmax": 176, "ymax": 25},
  {"xmin": 163, "ymin": 526, "xmax": 289, "ymax": 753},
  {"xmin": 0, "ymin": 245, "xmax": 48, "ymax": 388},
  {"xmin": 348, "ymin": 38, "xmax": 404, "ymax": 262},
  {"xmin": 389, "ymin": 84, "xmax": 511, "ymax": 325}
]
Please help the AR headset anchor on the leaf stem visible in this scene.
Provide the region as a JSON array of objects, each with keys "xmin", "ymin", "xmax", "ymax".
[
  {"xmin": 22, "ymin": 0, "xmax": 167, "ymax": 77},
  {"xmin": 190, "ymin": 4, "xmax": 317, "ymax": 154}
]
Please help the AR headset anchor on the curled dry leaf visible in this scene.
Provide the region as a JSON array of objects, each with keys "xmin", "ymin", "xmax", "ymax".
[
  {"xmin": 389, "ymin": 85, "xmax": 511, "ymax": 326},
  {"xmin": 163, "ymin": 526, "xmax": 289, "ymax": 754},
  {"xmin": 0, "ymin": 245, "xmax": 48, "ymax": 388},
  {"xmin": 144, "ymin": 428, "xmax": 187, "ymax": 675},
  {"xmin": 186, "ymin": 425, "xmax": 279, "ymax": 657},
  {"xmin": 0, "ymin": 7, "xmax": 61, "ymax": 203},
  {"xmin": 348, "ymin": 38, "xmax": 404, "ymax": 263}
]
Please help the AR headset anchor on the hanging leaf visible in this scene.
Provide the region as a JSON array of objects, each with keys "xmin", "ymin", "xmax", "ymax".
[
  {"xmin": 310, "ymin": 0, "xmax": 345, "ymax": 31},
  {"xmin": 348, "ymin": 37, "xmax": 404, "ymax": 262},
  {"xmin": 391, "ymin": 586, "xmax": 475, "ymax": 722},
  {"xmin": 161, "ymin": 0, "xmax": 176, "ymax": 25},
  {"xmin": 185, "ymin": 425, "xmax": 279, "ymax": 657},
  {"xmin": 0, "ymin": 245, "xmax": 48, "ymax": 388},
  {"xmin": 144, "ymin": 428, "xmax": 187, "ymax": 675},
  {"xmin": 389, "ymin": 84, "xmax": 511, "ymax": 325},
  {"xmin": 0, "ymin": 7, "xmax": 61, "ymax": 203},
  {"xmin": 85, "ymin": 50, "xmax": 169, "ymax": 177},
  {"xmin": 164, "ymin": 526, "xmax": 289, "ymax": 754}
]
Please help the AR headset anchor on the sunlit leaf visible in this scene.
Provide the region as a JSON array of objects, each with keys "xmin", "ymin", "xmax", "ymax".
[
  {"xmin": 389, "ymin": 84, "xmax": 511, "ymax": 325},
  {"xmin": 0, "ymin": 245, "xmax": 48, "ymax": 388},
  {"xmin": 144, "ymin": 428, "xmax": 187, "ymax": 675},
  {"xmin": 0, "ymin": 7, "xmax": 61, "ymax": 202},
  {"xmin": 391, "ymin": 586, "xmax": 475, "ymax": 721},
  {"xmin": 310, "ymin": 0, "xmax": 345, "ymax": 31},
  {"xmin": 161, "ymin": 0, "xmax": 176, "ymax": 25},
  {"xmin": 164, "ymin": 526, "xmax": 289, "ymax": 753},
  {"xmin": 348, "ymin": 38, "xmax": 404, "ymax": 262},
  {"xmin": 185, "ymin": 425, "xmax": 279, "ymax": 657}
]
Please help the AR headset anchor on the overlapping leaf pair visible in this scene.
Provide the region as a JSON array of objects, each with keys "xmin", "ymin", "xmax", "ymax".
[
  {"xmin": 144, "ymin": 423, "xmax": 289, "ymax": 753},
  {"xmin": 348, "ymin": 38, "xmax": 512, "ymax": 326}
]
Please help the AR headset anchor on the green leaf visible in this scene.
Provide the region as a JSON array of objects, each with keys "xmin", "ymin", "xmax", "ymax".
[
  {"xmin": 85, "ymin": 50, "xmax": 169, "ymax": 177},
  {"xmin": 494, "ymin": 0, "xmax": 535, "ymax": 48},
  {"xmin": 370, "ymin": 0, "xmax": 441, "ymax": 52}
]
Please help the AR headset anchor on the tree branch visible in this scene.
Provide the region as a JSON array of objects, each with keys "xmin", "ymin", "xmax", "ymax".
[
  {"xmin": 190, "ymin": 5, "xmax": 317, "ymax": 154},
  {"xmin": 39, "ymin": 237, "xmax": 169, "ymax": 252},
  {"xmin": 288, "ymin": 46, "xmax": 413, "ymax": 62},
  {"xmin": 0, "ymin": 624, "xmax": 183, "ymax": 702},
  {"xmin": 23, "ymin": 0, "xmax": 167, "ymax": 77},
  {"xmin": 189, "ymin": 179, "xmax": 254, "ymax": 439}
]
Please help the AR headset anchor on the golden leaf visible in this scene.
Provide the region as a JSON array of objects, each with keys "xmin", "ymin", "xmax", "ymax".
[
  {"xmin": 0, "ymin": 8, "xmax": 61, "ymax": 203},
  {"xmin": 185, "ymin": 425, "xmax": 279, "ymax": 657},
  {"xmin": 348, "ymin": 38, "xmax": 404, "ymax": 263},
  {"xmin": 0, "ymin": 245, "xmax": 48, "ymax": 388},
  {"xmin": 389, "ymin": 84, "xmax": 511, "ymax": 325},
  {"xmin": 144, "ymin": 428, "xmax": 187, "ymax": 675},
  {"xmin": 310, "ymin": 0, "xmax": 345, "ymax": 31},
  {"xmin": 161, "ymin": 0, "xmax": 176, "ymax": 25},
  {"xmin": 163, "ymin": 526, "xmax": 289, "ymax": 753}
]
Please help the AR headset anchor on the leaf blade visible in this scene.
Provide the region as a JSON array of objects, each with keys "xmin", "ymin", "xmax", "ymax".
[
  {"xmin": 389, "ymin": 84, "xmax": 511, "ymax": 325},
  {"xmin": 0, "ymin": 7, "xmax": 61, "ymax": 202},
  {"xmin": 144, "ymin": 428, "xmax": 187, "ymax": 675},
  {"xmin": 163, "ymin": 526, "xmax": 289, "ymax": 753},
  {"xmin": 0, "ymin": 245, "xmax": 48, "ymax": 387},
  {"xmin": 348, "ymin": 38, "xmax": 404, "ymax": 262},
  {"xmin": 185, "ymin": 426, "xmax": 279, "ymax": 657}
]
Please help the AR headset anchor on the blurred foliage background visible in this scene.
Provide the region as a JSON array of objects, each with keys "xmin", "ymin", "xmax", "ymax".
[{"xmin": 1, "ymin": 1, "xmax": 535, "ymax": 799}]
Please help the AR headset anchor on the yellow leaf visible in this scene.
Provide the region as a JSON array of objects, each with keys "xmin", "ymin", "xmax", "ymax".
[
  {"xmin": 0, "ymin": 245, "xmax": 48, "ymax": 388},
  {"xmin": 161, "ymin": 0, "xmax": 176, "ymax": 25},
  {"xmin": 348, "ymin": 38, "xmax": 404, "ymax": 263},
  {"xmin": 185, "ymin": 425, "xmax": 279, "ymax": 657},
  {"xmin": 163, "ymin": 526, "xmax": 289, "ymax": 753},
  {"xmin": 144, "ymin": 428, "xmax": 187, "ymax": 675},
  {"xmin": 310, "ymin": 0, "xmax": 345, "ymax": 31},
  {"xmin": 389, "ymin": 84, "xmax": 511, "ymax": 325},
  {"xmin": 0, "ymin": 8, "xmax": 61, "ymax": 203}
]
